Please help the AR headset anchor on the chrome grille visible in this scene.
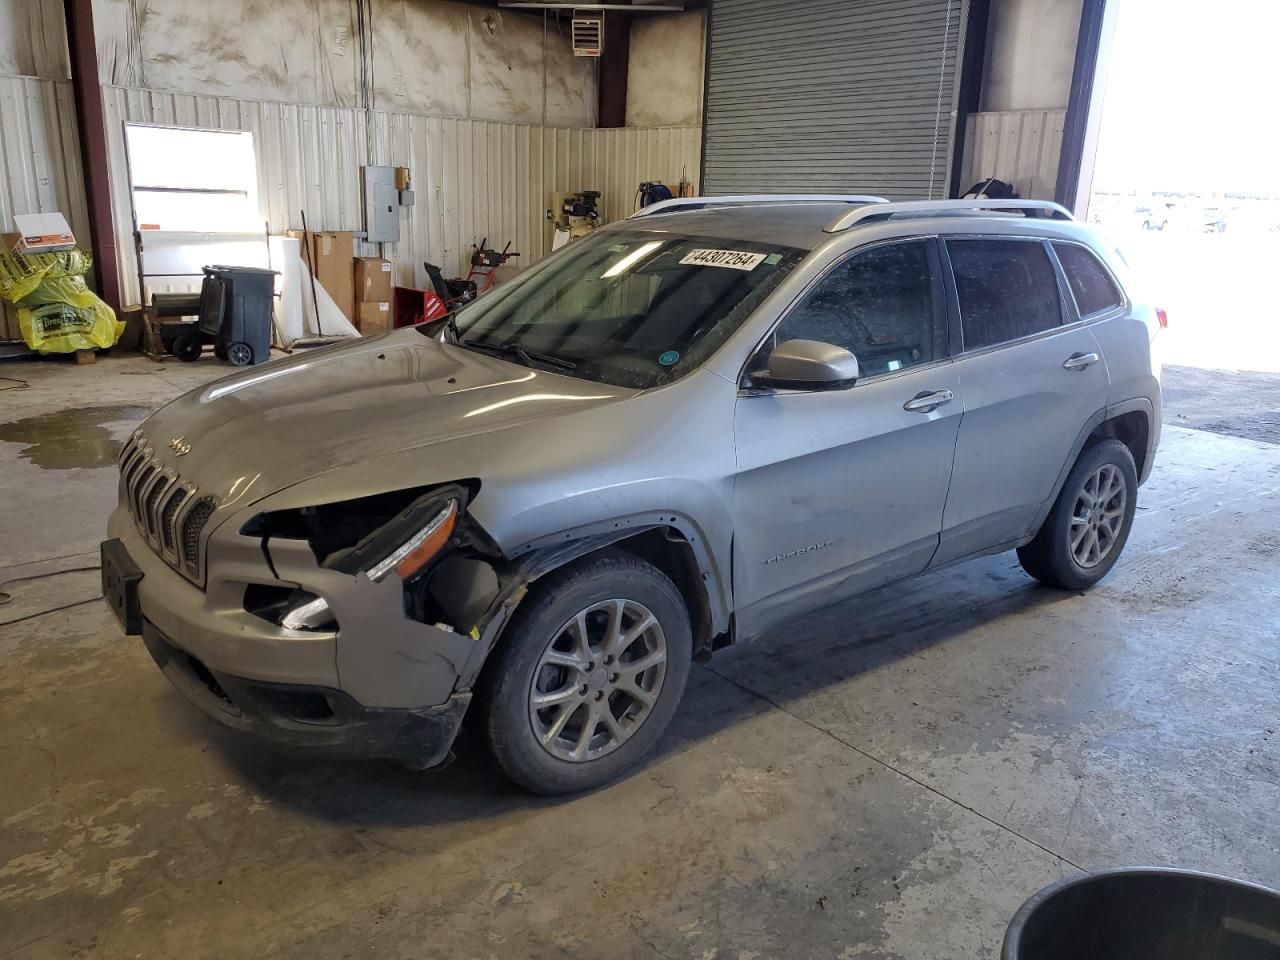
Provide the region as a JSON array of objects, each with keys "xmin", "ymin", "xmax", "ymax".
[{"xmin": 118, "ymin": 433, "xmax": 215, "ymax": 584}]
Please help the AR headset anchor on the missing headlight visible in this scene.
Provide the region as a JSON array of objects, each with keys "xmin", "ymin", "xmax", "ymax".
[{"xmin": 240, "ymin": 481, "xmax": 480, "ymax": 570}]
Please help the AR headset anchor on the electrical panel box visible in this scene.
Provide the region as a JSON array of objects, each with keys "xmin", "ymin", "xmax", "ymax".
[{"xmin": 362, "ymin": 165, "xmax": 399, "ymax": 243}]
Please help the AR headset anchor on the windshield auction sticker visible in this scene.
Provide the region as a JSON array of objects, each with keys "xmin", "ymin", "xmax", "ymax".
[{"xmin": 679, "ymin": 249, "xmax": 767, "ymax": 271}]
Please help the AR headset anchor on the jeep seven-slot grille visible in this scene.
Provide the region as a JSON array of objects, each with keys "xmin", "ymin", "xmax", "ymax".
[
  {"xmin": 181, "ymin": 499, "xmax": 217, "ymax": 574},
  {"xmin": 118, "ymin": 434, "xmax": 217, "ymax": 584},
  {"xmin": 159, "ymin": 487, "xmax": 188, "ymax": 552}
]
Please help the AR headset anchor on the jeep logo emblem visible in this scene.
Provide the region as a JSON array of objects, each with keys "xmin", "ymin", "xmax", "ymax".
[{"xmin": 169, "ymin": 436, "xmax": 192, "ymax": 457}]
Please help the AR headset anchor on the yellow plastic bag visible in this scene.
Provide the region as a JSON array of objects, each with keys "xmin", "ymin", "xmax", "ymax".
[
  {"xmin": 0, "ymin": 246, "xmax": 47, "ymax": 301},
  {"xmin": 0, "ymin": 246, "xmax": 92, "ymax": 302},
  {"xmin": 20, "ymin": 274, "xmax": 95, "ymax": 307},
  {"xmin": 16, "ymin": 275, "xmax": 122, "ymax": 353}
]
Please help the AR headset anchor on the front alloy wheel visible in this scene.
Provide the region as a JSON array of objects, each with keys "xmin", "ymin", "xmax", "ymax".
[
  {"xmin": 481, "ymin": 549, "xmax": 691, "ymax": 795},
  {"xmin": 529, "ymin": 599, "xmax": 667, "ymax": 762}
]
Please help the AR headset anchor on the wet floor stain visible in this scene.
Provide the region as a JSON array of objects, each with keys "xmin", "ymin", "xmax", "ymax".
[{"xmin": 0, "ymin": 405, "xmax": 152, "ymax": 469}]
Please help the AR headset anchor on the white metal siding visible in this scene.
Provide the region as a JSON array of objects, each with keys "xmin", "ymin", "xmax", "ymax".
[
  {"xmin": 0, "ymin": 76, "xmax": 699, "ymax": 333},
  {"xmin": 703, "ymin": 0, "xmax": 967, "ymax": 200},
  {"xmin": 101, "ymin": 86, "xmax": 701, "ymax": 305},
  {"xmin": 0, "ymin": 76, "xmax": 88, "ymax": 340},
  {"xmin": 958, "ymin": 109, "xmax": 1066, "ymax": 201}
]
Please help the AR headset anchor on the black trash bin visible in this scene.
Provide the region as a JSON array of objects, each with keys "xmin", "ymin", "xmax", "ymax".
[
  {"xmin": 1004, "ymin": 868, "xmax": 1280, "ymax": 960},
  {"xmin": 173, "ymin": 265, "xmax": 276, "ymax": 365}
]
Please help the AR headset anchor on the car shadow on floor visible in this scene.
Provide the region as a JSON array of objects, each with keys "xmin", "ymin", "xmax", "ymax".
[{"xmin": 193, "ymin": 550, "xmax": 1075, "ymax": 826}]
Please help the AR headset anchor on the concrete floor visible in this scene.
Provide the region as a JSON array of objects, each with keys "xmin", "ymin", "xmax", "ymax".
[{"xmin": 2, "ymin": 354, "xmax": 1279, "ymax": 959}]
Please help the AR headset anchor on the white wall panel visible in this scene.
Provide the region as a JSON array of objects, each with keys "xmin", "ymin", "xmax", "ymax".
[
  {"xmin": 101, "ymin": 84, "xmax": 700, "ymax": 306},
  {"xmin": 0, "ymin": 76, "xmax": 88, "ymax": 339},
  {"xmin": 959, "ymin": 109, "xmax": 1066, "ymax": 201}
]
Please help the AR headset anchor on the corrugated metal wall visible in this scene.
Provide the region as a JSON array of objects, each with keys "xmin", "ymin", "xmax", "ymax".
[
  {"xmin": 0, "ymin": 76, "xmax": 88, "ymax": 339},
  {"xmin": 958, "ymin": 109, "xmax": 1066, "ymax": 201},
  {"xmin": 100, "ymin": 86, "xmax": 702, "ymax": 305},
  {"xmin": 0, "ymin": 76, "xmax": 698, "ymax": 336}
]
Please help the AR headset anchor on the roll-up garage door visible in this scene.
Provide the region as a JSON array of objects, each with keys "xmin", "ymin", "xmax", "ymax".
[{"xmin": 702, "ymin": 0, "xmax": 968, "ymax": 200}]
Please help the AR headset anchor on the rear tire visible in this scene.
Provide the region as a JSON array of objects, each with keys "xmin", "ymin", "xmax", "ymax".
[
  {"xmin": 1017, "ymin": 438, "xmax": 1138, "ymax": 591},
  {"xmin": 480, "ymin": 549, "xmax": 691, "ymax": 795}
]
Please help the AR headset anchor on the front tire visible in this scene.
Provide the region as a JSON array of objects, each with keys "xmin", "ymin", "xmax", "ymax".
[
  {"xmin": 480, "ymin": 549, "xmax": 691, "ymax": 795},
  {"xmin": 1017, "ymin": 438, "xmax": 1138, "ymax": 591}
]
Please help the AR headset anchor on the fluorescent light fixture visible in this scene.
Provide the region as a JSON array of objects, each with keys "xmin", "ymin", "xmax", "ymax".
[
  {"xmin": 601, "ymin": 240, "xmax": 663, "ymax": 278},
  {"xmin": 463, "ymin": 392, "xmax": 612, "ymax": 418},
  {"xmin": 205, "ymin": 362, "xmax": 311, "ymax": 401}
]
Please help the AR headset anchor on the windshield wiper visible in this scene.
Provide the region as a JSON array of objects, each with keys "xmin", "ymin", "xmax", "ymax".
[{"xmin": 461, "ymin": 338, "xmax": 577, "ymax": 371}]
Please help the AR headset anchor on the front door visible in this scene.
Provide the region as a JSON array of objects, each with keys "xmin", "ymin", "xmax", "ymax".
[
  {"xmin": 732, "ymin": 239, "xmax": 961, "ymax": 641},
  {"xmin": 935, "ymin": 237, "xmax": 1112, "ymax": 565}
]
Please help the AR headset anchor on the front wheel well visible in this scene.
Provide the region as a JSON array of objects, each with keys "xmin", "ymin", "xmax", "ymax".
[
  {"xmin": 611, "ymin": 528, "xmax": 718, "ymax": 660},
  {"xmin": 1087, "ymin": 410, "xmax": 1149, "ymax": 478}
]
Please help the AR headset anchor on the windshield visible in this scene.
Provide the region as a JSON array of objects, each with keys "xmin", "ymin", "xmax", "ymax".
[{"xmin": 442, "ymin": 229, "xmax": 805, "ymax": 388}]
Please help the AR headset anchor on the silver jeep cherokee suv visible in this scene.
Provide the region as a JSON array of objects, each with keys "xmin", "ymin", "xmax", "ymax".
[{"xmin": 102, "ymin": 197, "xmax": 1162, "ymax": 794}]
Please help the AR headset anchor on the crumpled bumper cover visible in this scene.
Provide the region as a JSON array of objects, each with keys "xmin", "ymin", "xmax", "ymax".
[{"xmin": 142, "ymin": 620, "xmax": 470, "ymax": 768}]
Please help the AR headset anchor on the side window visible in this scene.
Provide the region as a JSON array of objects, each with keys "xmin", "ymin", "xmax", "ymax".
[
  {"xmin": 947, "ymin": 239, "xmax": 1063, "ymax": 350},
  {"xmin": 773, "ymin": 241, "xmax": 944, "ymax": 377},
  {"xmin": 1053, "ymin": 242, "xmax": 1124, "ymax": 317}
]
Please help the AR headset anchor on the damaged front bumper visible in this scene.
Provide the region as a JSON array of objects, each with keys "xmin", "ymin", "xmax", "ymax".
[
  {"xmin": 141, "ymin": 618, "xmax": 469, "ymax": 768},
  {"xmin": 104, "ymin": 504, "xmax": 487, "ymax": 767}
]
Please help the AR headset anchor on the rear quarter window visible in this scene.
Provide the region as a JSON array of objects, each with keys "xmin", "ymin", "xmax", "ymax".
[
  {"xmin": 947, "ymin": 239, "xmax": 1063, "ymax": 351},
  {"xmin": 1053, "ymin": 242, "xmax": 1124, "ymax": 317}
]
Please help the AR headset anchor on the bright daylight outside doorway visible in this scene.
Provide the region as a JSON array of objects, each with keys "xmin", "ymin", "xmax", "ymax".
[{"xmin": 1087, "ymin": 0, "xmax": 1280, "ymax": 443}]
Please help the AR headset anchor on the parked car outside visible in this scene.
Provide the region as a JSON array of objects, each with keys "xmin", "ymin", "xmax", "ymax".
[{"xmin": 102, "ymin": 197, "xmax": 1163, "ymax": 794}]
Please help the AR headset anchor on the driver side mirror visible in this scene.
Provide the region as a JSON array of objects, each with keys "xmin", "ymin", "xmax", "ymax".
[{"xmin": 751, "ymin": 338, "xmax": 860, "ymax": 391}]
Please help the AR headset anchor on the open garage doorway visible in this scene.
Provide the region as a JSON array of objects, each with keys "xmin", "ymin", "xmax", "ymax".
[{"xmin": 1085, "ymin": 0, "xmax": 1280, "ymax": 441}]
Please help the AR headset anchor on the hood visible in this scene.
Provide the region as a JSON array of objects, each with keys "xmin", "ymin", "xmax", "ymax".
[{"xmin": 139, "ymin": 329, "xmax": 634, "ymax": 509}]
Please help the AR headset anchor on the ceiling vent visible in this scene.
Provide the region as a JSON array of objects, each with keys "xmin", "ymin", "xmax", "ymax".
[{"xmin": 572, "ymin": 12, "xmax": 604, "ymax": 56}]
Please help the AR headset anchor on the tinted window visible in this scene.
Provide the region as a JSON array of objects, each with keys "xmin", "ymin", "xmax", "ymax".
[
  {"xmin": 773, "ymin": 241, "xmax": 944, "ymax": 377},
  {"xmin": 948, "ymin": 239, "xmax": 1062, "ymax": 350},
  {"xmin": 1054, "ymin": 242, "xmax": 1123, "ymax": 316}
]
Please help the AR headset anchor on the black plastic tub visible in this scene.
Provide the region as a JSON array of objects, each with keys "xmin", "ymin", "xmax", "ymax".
[{"xmin": 1004, "ymin": 868, "xmax": 1280, "ymax": 960}]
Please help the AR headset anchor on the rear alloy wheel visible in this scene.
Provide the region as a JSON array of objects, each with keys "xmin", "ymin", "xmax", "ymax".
[
  {"xmin": 1069, "ymin": 463, "xmax": 1127, "ymax": 569},
  {"xmin": 1018, "ymin": 438, "xmax": 1138, "ymax": 590},
  {"xmin": 481, "ymin": 549, "xmax": 691, "ymax": 795}
]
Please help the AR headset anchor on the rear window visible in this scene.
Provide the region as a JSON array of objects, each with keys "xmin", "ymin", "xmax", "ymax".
[
  {"xmin": 947, "ymin": 239, "xmax": 1063, "ymax": 350},
  {"xmin": 1053, "ymin": 242, "xmax": 1124, "ymax": 317}
]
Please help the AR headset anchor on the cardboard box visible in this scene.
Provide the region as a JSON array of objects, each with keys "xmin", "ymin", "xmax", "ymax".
[
  {"xmin": 355, "ymin": 257, "xmax": 393, "ymax": 303},
  {"xmin": 7, "ymin": 212, "xmax": 76, "ymax": 253},
  {"xmin": 357, "ymin": 300, "xmax": 391, "ymax": 335},
  {"xmin": 287, "ymin": 230, "xmax": 354, "ymax": 321}
]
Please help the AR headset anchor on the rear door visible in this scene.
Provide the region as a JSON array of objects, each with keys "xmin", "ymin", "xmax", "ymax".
[
  {"xmin": 732, "ymin": 239, "xmax": 962, "ymax": 640},
  {"xmin": 934, "ymin": 237, "xmax": 1111, "ymax": 566}
]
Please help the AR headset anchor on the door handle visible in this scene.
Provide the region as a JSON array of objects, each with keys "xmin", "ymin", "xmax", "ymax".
[
  {"xmin": 1063, "ymin": 351, "xmax": 1100, "ymax": 371},
  {"xmin": 903, "ymin": 389, "xmax": 954, "ymax": 413}
]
